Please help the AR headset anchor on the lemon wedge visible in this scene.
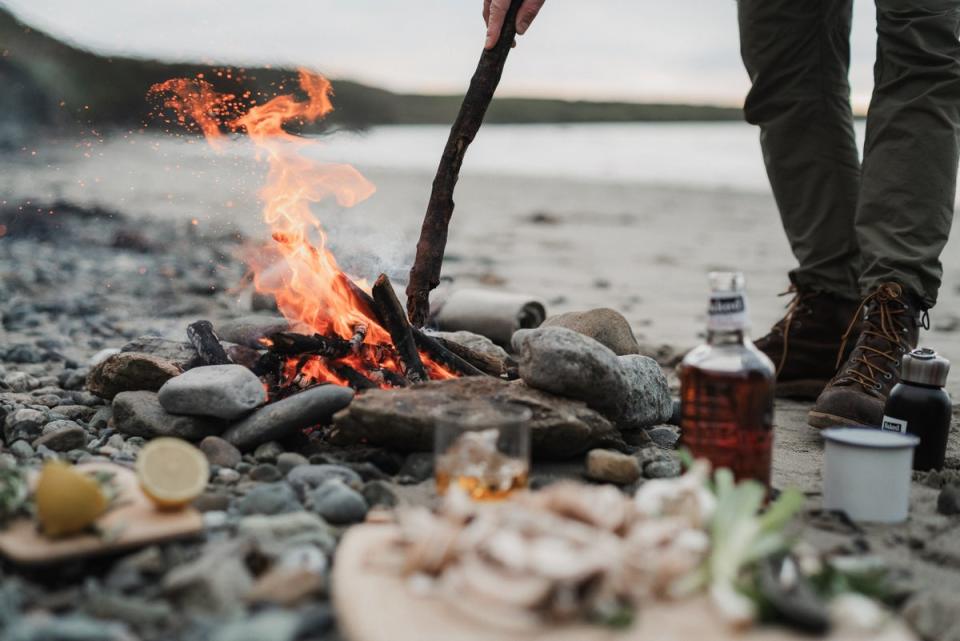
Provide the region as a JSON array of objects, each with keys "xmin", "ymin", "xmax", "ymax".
[
  {"xmin": 35, "ymin": 461, "xmax": 108, "ymax": 537},
  {"xmin": 136, "ymin": 438, "xmax": 209, "ymax": 510}
]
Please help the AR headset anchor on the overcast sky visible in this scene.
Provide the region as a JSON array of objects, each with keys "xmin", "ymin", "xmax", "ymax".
[{"xmin": 5, "ymin": 0, "xmax": 881, "ymax": 108}]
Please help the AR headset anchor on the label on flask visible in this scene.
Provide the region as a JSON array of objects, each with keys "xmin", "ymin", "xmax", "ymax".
[
  {"xmin": 881, "ymin": 415, "xmax": 908, "ymax": 433},
  {"xmin": 708, "ymin": 292, "xmax": 749, "ymax": 332}
]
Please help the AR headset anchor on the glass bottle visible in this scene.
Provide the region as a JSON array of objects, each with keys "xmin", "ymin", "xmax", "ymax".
[{"xmin": 680, "ymin": 272, "xmax": 776, "ymax": 484}]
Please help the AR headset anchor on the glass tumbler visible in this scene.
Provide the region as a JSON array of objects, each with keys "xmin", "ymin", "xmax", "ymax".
[{"xmin": 432, "ymin": 400, "xmax": 532, "ymax": 501}]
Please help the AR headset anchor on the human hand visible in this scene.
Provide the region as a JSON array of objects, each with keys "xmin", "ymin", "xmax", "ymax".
[{"xmin": 483, "ymin": 0, "xmax": 545, "ymax": 49}]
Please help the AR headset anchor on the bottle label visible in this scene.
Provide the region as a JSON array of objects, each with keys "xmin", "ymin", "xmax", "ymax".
[
  {"xmin": 881, "ymin": 415, "xmax": 908, "ymax": 433},
  {"xmin": 708, "ymin": 292, "xmax": 750, "ymax": 331}
]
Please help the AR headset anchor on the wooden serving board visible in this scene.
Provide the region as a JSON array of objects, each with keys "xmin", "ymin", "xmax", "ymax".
[
  {"xmin": 0, "ymin": 462, "xmax": 203, "ymax": 565},
  {"xmin": 333, "ymin": 524, "xmax": 917, "ymax": 641}
]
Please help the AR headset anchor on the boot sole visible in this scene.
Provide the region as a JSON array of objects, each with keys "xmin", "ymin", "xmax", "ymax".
[
  {"xmin": 775, "ymin": 379, "xmax": 828, "ymax": 400},
  {"xmin": 807, "ymin": 410, "xmax": 874, "ymax": 430}
]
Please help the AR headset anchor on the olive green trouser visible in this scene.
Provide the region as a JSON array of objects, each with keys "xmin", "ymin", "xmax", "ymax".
[{"xmin": 738, "ymin": 0, "xmax": 960, "ymax": 308}]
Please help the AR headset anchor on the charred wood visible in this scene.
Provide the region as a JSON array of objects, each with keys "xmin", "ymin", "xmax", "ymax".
[
  {"xmin": 412, "ymin": 332, "xmax": 487, "ymax": 377},
  {"xmin": 371, "ymin": 274, "xmax": 428, "ymax": 383},
  {"xmin": 405, "ymin": 0, "xmax": 523, "ymax": 326},
  {"xmin": 329, "ymin": 362, "xmax": 379, "ymax": 391},
  {"xmin": 267, "ymin": 332, "xmax": 351, "ymax": 359},
  {"xmin": 186, "ymin": 320, "xmax": 232, "ymax": 366},
  {"xmin": 430, "ymin": 335, "xmax": 509, "ymax": 378}
]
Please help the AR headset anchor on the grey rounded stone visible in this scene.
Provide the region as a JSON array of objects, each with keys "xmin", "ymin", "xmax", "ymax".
[
  {"xmin": 585, "ymin": 449, "xmax": 641, "ymax": 485},
  {"xmin": 644, "ymin": 457, "xmax": 682, "ymax": 479},
  {"xmin": 512, "ymin": 327, "xmax": 627, "ymax": 414},
  {"xmin": 646, "ymin": 425, "xmax": 680, "ymax": 449},
  {"xmin": 615, "ymin": 354, "xmax": 673, "ymax": 429},
  {"xmin": 276, "ymin": 452, "xmax": 309, "ymax": 475},
  {"xmin": 158, "ymin": 365, "xmax": 266, "ymax": 420},
  {"xmin": 214, "ymin": 316, "xmax": 290, "ymax": 349},
  {"xmin": 307, "ymin": 480, "xmax": 368, "ymax": 525},
  {"xmin": 250, "ymin": 463, "xmax": 282, "ymax": 483},
  {"xmin": 3, "ymin": 408, "xmax": 46, "ymax": 443},
  {"xmin": 199, "ymin": 436, "xmax": 242, "ymax": 469},
  {"xmin": 287, "ymin": 464, "xmax": 362, "ymax": 494},
  {"xmin": 112, "ymin": 391, "xmax": 224, "ymax": 441},
  {"xmin": 937, "ymin": 485, "xmax": 960, "ymax": 516},
  {"xmin": 33, "ymin": 422, "xmax": 87, "ymax": 452},
  {"xmin": 542, "ymin": 308, "xmax": 641, "ymax": 355},
  {"xmin": 253, "ymin": 441, "xmax": 284, "ymax": 463},
  {"xmin": 236, "ymin": 482, "xmax": 301, "ymax": 516},
  {"xmin": 9, "ymin": 440, "xmax": 34, "ymax": 459}
]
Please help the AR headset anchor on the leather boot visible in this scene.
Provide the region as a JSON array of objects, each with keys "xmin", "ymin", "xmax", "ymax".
[
  {"xmin": 754, "ymin": 288, "xmax": 861, "ymax": 399},
  {"xmin": 808, "ymin": 283, "xmax": 923, "ymax": 429}
]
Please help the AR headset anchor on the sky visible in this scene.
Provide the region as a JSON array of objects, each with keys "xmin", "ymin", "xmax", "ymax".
[{"xmin": 4, "ymin": 0, "xmax": 881, "ymax": 108}]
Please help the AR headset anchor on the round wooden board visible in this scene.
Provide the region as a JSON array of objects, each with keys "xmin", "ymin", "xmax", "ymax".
[{"xmin": 333, "ymin": 524, "xmax": 917, "ymax": 641}]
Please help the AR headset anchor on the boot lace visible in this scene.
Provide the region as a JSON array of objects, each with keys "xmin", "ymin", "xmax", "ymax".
[
  {"xmin": 835, "ymin": 283, "xmax": 911, "ymax": 392},
  {"xmin": 768, "ymin": 287, "xmax": 814, "ymax": 377}
]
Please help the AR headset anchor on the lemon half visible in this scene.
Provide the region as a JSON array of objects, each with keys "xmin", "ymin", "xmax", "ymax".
[
  {"xmin": 136, "ymin": 438, "xmax": 209, "ymax": 510},
  {"xmin": 35, "ymin": 461, "xmax": 108, "ymax": 537}
]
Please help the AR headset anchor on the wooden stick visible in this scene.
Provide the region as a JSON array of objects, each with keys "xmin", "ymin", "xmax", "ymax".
[
  {"xmin": 186, "ymin": 320, "xmax": 232, "ymax": 366},
  {"xmin": 329, "ymin": 362, "xmax": 378, "ymax": 391},
  {"xmin": 430, "ymin": 335, "xmax": 508, "ymax": 378},
  {"xmin": 405, "ymin": 0, "xmax": 524, "ymax": 326},
  {"xmin": 266, "ymin": 332, "xmax": 350, "ymax": 359},
  {"xmin": 371, "ymin": 274, "xmax": 428, "ymax": 383},
  {"xmin": 412, "ymin": 332, "xmax": 487, "ymax": 377}
]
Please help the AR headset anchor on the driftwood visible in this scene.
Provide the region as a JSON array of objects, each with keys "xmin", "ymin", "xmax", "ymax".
[
  {"xmin": 371, "ymin": 274, "xmax": 428, "ymax": 383},
  {"xmin": 405, "ymin": 0, "xmax": 524, "ymax": 326},
  {"xmin": 186, "ymin": 320, "xmax": 232, "ymax": 366}
]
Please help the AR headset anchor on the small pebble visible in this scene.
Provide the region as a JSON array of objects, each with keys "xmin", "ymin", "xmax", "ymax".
[
  {"xmin": 937, "ymin": 485, "xmax": 960, "ymax": 516},
  {"xmin": 250, "ymin": 463, "xmax": 282, "ymax": 483},
  {"xmin": 585, "ymin": 449, "xmax": 641, "ymax": 485},
  {"xmin": 276, "ymin": 452, "xmax": 308, "ymax": 475}
]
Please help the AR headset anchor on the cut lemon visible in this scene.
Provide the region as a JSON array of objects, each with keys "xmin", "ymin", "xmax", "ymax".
[
  {"xmin": 35, "ymin": 461, "xmax": 108, "ymax": 538},
  {"xmin": 136, "ymin": 438, "xmax": 209, "ymax": 510}
]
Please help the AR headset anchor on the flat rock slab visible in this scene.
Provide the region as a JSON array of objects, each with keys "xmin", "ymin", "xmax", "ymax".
[
  {"xmin": 329, "ymin": 377, "xmax": 624, "ymax": 460},
  {"xmin": 222, "ymin": 385, "xmax": 355, "ymax": 451},
  {"xmin": 214, "ymin": 316, "xmax": 290, "ymax": 349},
  {"xmin": 120, "ymin": 336, "xmax": 198, "ymax": 367},
  {"xmin": 542, "ymin": 308, "xmax": 641, "ymax": 355},
  {"xmin": 113, "ymin": 391, "xmax": 225, "ymax": 441},
  {"xmin": 158, "ymin": 365, "xmax": 267, "ymax": 420},
  {"xmin": 87, "ymin": 352, "xmax": 181, "ymax": 400}
]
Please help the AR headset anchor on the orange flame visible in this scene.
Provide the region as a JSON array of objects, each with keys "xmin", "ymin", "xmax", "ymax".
[{"xmin": 150, "ymin": 70, "xmax": 454, "ymax": 387}]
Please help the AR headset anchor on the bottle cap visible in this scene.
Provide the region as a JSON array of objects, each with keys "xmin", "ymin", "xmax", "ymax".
[
  {"xmin": 707, "ymin": 271, "xmax": 749, "ymax": 332},
  {"xmin": 901, "ymin": 348, "xmax": 950, "ymax": 387}
]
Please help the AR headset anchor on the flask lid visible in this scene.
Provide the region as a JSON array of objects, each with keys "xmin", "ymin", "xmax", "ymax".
[
  {"xmin": 707, "ymin": 271, "xmax": 750, "ymax": 332},
  {"xmin": 901, "ymin": 347, "xmax": 950, "ymax": 387}
]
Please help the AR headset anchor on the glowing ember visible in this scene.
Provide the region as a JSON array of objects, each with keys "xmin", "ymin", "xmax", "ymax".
[{"xmin": 150, "ymin": 70, "xmax": 455, "ymax": 388}]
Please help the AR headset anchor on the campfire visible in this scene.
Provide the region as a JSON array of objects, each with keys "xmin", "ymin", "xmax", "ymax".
[{"xmin": 150, "ymin": 71, "xmax": 484, "ymax": 398}]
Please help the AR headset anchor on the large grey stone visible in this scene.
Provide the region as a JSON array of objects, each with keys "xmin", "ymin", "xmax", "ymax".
[
  {"xmin": 512, "ymin": 327, "xmax": 671, "ymax": 430},
  {"xmin": 112, "ymin": 391, "xmax": 224, "ymax": 440},
  {"xmin": 615, "ymin": 354, "xmax": 673, "ymax": 428},
  {"xmin": 214, "ymin": 316, "xmax": 289, "ymax": 349},
  {"xmin": 158, "ymin": 365, "xmax": 266, "ymax": 420},
  {"xmin": 542, "ymin": 308, "xmax": 641, "ymax": 355},
  {"xmin": 222, "ymin": 385, "xmax": 354, "ymax": 451},
  {"xmin": 86, "ymin": 352, "xmax": 181, "ymax": 400},
  {"xmin": 512, "ymin": 327, "xmax": 628, "ymax": 414},
  {"xmin": 238, "ymin": 511, "xmax": 337, "ymax": 557},
  {"xmin": 306, "ymin": 479, "xmax": 368, "ymax": 525},
  {"xmin": 330, "ymin": 377, "xmax": 625, "ymax": 460},
  {"xmin": 199, "ymin": 436, "xmax": 242, "ymax": 468},
  {"xmin": 163, "ymin": 539, "xmax": 253, "ymax": 615}
]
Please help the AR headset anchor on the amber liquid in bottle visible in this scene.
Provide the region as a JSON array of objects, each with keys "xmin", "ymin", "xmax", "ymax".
[{"xmin": 680, "ymin": 274, "xmax": 775, "ymax": 485}]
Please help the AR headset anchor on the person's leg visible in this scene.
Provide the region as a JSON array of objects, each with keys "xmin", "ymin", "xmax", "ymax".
[
  {"xmin": 856, "ymin": 0, "xmax": 960, "ymax": 308},
  {"xmin": 739, "ymin": 0, "xmax": 862, "ymax": 300},
  {"xmin": 809, "ymin": 0, "xmax": 960, "ymax": 428},
  {"xmin": 739, "ymin": 0, "xmax": 863, "ymax": 399}
]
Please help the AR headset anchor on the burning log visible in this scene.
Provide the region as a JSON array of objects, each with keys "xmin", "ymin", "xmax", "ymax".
[
  {"xmin": 266, "ymin": 332, "xmax": 351, "ymax": 359},
  {"xmin": 412, "ymin": 332, "xmax": 486, "ymax": 378},
  {"xmin": 186, "ymin": 320, "xmax": 232, "ymax": 366},
  {"xmin": 371, "ymin": 274, "xmax": 428, "ymax": 383},
  {"xmin": 405, "ymin": 0, "xmax": 524, "ymax": 326},
  {"xmin": 349, "ymin": 324, "xmax": 367, "ymax": 355},
  {"xmin": 329, "ymin": 362, "xmax": 379, "ymax": 391}
]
